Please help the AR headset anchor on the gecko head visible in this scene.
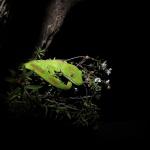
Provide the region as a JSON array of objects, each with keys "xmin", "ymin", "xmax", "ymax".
[
  {"xmin": 70, "ymin": 71, "xmax": 83, "ymax": 86},
  {"xmin": 63, "ymin": 65, "xmax": 83, "ymax": 86}
]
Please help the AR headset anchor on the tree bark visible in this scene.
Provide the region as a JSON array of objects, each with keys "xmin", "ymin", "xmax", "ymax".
[
  {"xmin": 37, "ymin": 0, "xmax": 83, "ymax": 50},
  {"xmin": 0, "ymin": 0, "xmax": 83, "ymax": 52}
]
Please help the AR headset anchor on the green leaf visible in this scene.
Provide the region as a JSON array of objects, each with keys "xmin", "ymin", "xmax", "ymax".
[
  {"xmin": 66, "ymin": 111, "xmax": 71, "ymax": 119},
  {"xmin": 25, "ymin": 85, "xmax": 43, "ymax": 90}
]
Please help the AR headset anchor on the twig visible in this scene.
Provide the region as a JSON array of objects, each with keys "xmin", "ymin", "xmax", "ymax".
[
  {"xmin": 65, "ymin": 56, "xmax": 86, "ymax": 62},
  {"xmin": 45, "ymin": 99, "xmax": 79, "ymax": 110}
]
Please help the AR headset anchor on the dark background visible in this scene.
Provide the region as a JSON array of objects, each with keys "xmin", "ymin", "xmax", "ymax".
[{"xmin": 0, "ymin": 0, "xmax": 147, "ymax": 145}]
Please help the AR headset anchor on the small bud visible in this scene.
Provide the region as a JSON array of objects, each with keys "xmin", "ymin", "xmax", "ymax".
[
  {"xmin": 85, "ymin": 55, "xmax": 89, "ymax": 59},
  {"xmin": 94, "ymin": 78, "xmax": 101, "ymax": 83},
  {"xmin": 107, "ymin": 85, "xmax": 111, "ymax": 89},
  {"xmin": 74, "ymin": 87, "xmax": 78, "ymax": 92},
  {"xmin": 101, "ymin": 61, "xmax": 107, "ymax": 70},
  {"xmin": 105, "ymin": 80, "xmax": 110, "ymax": 84},
  {"xmin": 106, "ymin": 68, "xmax": 112, "ymax": 75}
]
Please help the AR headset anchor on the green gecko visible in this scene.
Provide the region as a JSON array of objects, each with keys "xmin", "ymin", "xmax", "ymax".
[{"xmin": 24, "ymin": 59, "xmax": 83, "ymax": 90}]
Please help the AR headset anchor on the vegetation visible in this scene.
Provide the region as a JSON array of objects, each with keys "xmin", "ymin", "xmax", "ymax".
[{"xmin": 6, "ymin": 48, "xmax": 112, "ymax": 127}]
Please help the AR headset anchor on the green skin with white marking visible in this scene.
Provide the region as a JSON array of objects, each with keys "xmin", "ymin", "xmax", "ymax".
[{"xmin": 24, "ymin": 59, "xmax": 83, "ymax": 90}]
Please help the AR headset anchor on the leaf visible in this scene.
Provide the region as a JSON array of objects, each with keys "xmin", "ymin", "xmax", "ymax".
[
  {"xmin": 9, "ymin": 94, "xmax": 18, "ymax": 101},
  {"xmin": 5, "ymin": 77, "xmax": 16, "ymax": 83},
  {"xmin": 66, "ymin": 111, "xmax": 71, "ymax": 119},
  {"xmin": 25, "ymin": 85, "xmax": 43, "ymax": 91}
]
